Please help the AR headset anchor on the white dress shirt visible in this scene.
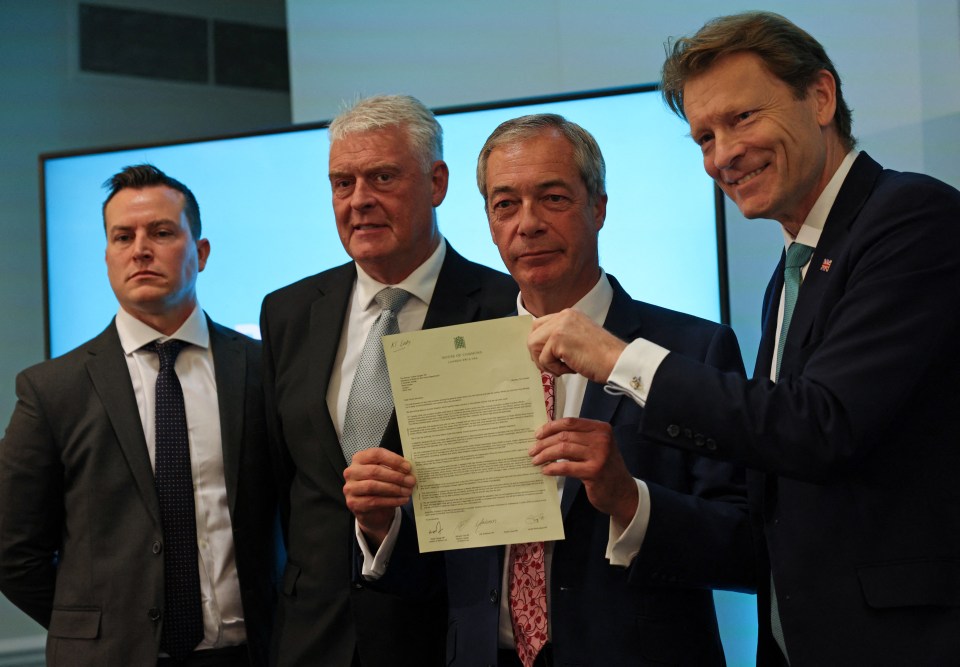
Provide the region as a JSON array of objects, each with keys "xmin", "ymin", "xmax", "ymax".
[
  {"xmin": 327, "ymin": 239, "xmax": 446, "ymax": 438},
  {"xmin": 607, "ymin": 150, "xmax": 859, "ymax": 401},
  {"xmin": 115, "ymin": 304, "xmax": 245, "ymax": 651}
]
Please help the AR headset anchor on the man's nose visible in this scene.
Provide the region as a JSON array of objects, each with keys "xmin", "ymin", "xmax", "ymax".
[
  {"xmin": 517, "ymin": 201, "xmax": 546, "ymax": 237},
  {"xmin": 350, "ymin": 178, "xmax": 376, "ymax": 210}
]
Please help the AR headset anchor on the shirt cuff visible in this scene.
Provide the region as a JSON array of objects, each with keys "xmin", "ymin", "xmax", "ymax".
[
  {"xmin": 604, "ymin": 338, "xmax": 670, "ymax": 407},
  {"xmin": 605, "ymin": 478, "xmax": 651, "ymax": 566},
  {"xmin": 356, "ymin": 506, "xmax": 402, "ymax": 580}
]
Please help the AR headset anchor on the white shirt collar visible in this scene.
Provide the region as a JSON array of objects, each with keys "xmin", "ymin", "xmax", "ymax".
[
  {"xmin": 115, "ymin": 304, "xmax": 210, "ymax": 354},
  {"xmin": 353, "ymin": 238, "xmax": 447, "ymax": 312},
  {"xmin": 517, "ymin": 269, "xmax": 613, "ymax": 326},
  {"xmin": 783, "ymin": 149, "xmax": 859, "ymax": 250}
]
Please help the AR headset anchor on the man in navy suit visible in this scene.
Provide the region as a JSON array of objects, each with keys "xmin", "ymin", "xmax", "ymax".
[
  {"xmin": 528, "ymin": 12, "xmax": 960, "ymax": 665},
  {"xmin": 260, "ymin": 95, "xmax": 516, "ymax": 666},
  {"xmin": 344, "ymin": 114, "xmax": 754, "ymax": 666}
]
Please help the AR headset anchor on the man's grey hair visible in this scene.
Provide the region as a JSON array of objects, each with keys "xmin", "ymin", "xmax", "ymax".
[
  {"xmin": 329, "ymin": 94, "xmax": 443, "ymax": 171},
  {"xmin": 476, "ymin": 113, "xmax": 606, "ymax": 206}
]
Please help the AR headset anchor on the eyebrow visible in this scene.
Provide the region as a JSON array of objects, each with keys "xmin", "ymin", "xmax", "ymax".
[
  {"xmin": 489, "ymin": 178, "xmax": 573, "ymax": 196},
  {"xmin": 329, "ymin": 162, "xmax": 403, "ymax": 179},
  {"xmin": 107, "ymin": 219, "xmax": 178, "ymax": 233}
]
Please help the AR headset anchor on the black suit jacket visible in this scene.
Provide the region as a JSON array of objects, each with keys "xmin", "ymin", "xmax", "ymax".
[
  {"xmin": 442, "ymin": 276, "xmax": 754, "ymax": 667},
  {"xmin": 0, "ymin": 316, "xmax": 277, "ymax": 667},
  {"xmin": 641, "ymin": 153, "xmax": 960, "ymax": 664},
  {"xmin": 260, "ymin": 244, "xmax": 516, "ymax": 667}
]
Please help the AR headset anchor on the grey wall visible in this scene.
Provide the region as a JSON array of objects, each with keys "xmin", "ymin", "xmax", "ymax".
[{"xmin": 0, "ymin": 0, "xmax": 290, "ymax": 655}]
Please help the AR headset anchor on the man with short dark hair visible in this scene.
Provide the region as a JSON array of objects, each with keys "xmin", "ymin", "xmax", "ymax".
[
  {"xmin": 345, "ymin": 114, "xmax": 754, "ymax": 666},
  {"xmin": 528, "ymin": 12, "xmax": 960, "ymax": 664},
  {"xmin": 0, "ymin": 164, "xmax": 277, "ymax": 666},
  {"xmin": 260, "ymin": 95, "xmax": 516, "ymax": 666}
]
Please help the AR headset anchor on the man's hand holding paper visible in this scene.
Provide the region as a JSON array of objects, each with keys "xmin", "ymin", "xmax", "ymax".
[
  {"xmin": 344, "ymin": 448, "xmax": 416, "ymax": 548},
  {"xmin": 369, "ymin": 315, "xmax": 564, "ymax": 552}
]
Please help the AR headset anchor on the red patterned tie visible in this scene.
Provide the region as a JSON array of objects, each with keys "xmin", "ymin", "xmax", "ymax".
[{"xmin": 509, "ymin": 372, "xmax": 555, "ymax": 666}]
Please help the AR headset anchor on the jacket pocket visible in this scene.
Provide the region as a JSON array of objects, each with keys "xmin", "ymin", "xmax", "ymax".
[
  {"xmin": 48, "ymin": 607, "xmax": 101, "ymax": 639},
  {"xmin": 859, "ymin": 559, "xmax": 960, "ymax": 608}
]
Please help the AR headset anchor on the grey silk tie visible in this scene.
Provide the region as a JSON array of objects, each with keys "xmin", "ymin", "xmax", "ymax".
[
  {"xmin": 340, "ymin": 287, "xmax": 411, "ymax": 463},
  {"xmin": 146, "ymin": 339, "xmax": 203, "ymax": 660},
  {"xmin": 770, "ymin": 241, "xmax": 813, "ymax": 663}
]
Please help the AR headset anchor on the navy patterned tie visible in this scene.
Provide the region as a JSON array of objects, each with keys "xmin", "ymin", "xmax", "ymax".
[
  {"xmin": 340, "ymin": 287, "xmax": 411, "ymax": 463},
  {"xmin": 147, "ymin": 339, "xmax": 203, "ymax": 659}
]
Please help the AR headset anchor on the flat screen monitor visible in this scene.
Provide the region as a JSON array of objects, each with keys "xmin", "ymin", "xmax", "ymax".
[{"xmin": 41, "ymin": 85, "xmax": 725, "ymax": 357}]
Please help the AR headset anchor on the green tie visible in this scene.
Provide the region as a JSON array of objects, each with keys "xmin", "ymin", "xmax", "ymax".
[
  {"xmin": 775, "ymin": 242, "xmax": 815, "ymax": 380},
  {"xmin": 770, "ymin": 241, "xmax": 814, "ymax": 663}
]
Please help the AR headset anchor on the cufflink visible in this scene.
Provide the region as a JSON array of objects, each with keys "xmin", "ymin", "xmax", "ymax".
[{"xmin": 630, "ymin": 376, "xmax": 643, "ymax": 391}]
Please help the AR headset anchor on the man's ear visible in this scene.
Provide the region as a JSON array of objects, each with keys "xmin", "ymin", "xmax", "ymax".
[
  {"xmin": 196, "ymin": 238, "xmax": 211, "ymax": 272},
  {"xmin": 431, "ymin": 160, "xmax": 450, "ymax": 207},
  {"xmin": 810, "ymin": 69, "xmax": 838, "ymax": 129}
]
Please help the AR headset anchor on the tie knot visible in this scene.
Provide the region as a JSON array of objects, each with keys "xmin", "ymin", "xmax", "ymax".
[
  {"xmin": 785, "ymin": 242, "xmax": 814, "ymax": 269},
  {"xmin": 375, "ymin": 287, "xmax": 410, "ymax": 313},
  {"xmin": 145, "ymin": 339, "xmax": 187, "ymax": 370}
]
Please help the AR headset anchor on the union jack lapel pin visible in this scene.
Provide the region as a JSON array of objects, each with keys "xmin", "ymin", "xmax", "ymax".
[{"xmin": 820, "ymin": 258, "xmax": 833, "ymax": 272}]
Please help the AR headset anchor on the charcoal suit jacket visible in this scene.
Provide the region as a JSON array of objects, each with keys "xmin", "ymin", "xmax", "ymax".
[{"xmin": 0, "ymin": 317, "xmax": 277, "ymax": 667}]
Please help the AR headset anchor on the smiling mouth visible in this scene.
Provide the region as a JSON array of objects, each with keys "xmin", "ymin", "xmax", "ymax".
[{"xmin": 729, "ymin": 164, "xmax": 767, "ymax": 186}]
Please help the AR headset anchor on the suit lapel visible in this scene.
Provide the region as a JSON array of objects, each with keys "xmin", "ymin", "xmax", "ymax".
[
  {"xmin": 209, "ymin": 318, "xmax": 244, "ymax": 515},
  {"xmin": 562, "ymin": 276, "xmax": 640, "ymax": 519},
  {"xmin": 779, "ymin": 153, "xmax": 883, "ymax": 372},
  {"xmin": 754, "ymin": 257, "xmax": 784, "ymax": 379},
  {"xmin": 84, "ymin": 323, "xmax": 161, "ymax": 526},
  {"xmin": 422, "ymin": 246, "xmax": 485, "ymax": 330},
  {"xmin": 303, "ymin": 264, "xmax": 358, "ymax": 472}
]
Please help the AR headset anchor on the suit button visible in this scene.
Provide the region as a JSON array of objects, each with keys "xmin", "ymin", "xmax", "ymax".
[
  {"xmin": 706, "ymin": 438, "xmax": 717, "ymax": 451},
  {"xmin": 152, "ymin": 541, "xmax": 162, "ymax": 554},
  {"xmin": 148, "ymin": 607, "xmax": 161, "ymax": 622},
  {"xmin": 683, "ymin": 428, "xmax": 693, "ymax": 440},
  {"xmin": 489, "ymin": 589, "xmax": 499, "ymax": 604},
  {"xmin": 666, "ymin": 424, "xmax": 680, "ymax": 438},
  {"xmin": 694, "ymin": 434, "xmax": 705, "ymax": 447}
]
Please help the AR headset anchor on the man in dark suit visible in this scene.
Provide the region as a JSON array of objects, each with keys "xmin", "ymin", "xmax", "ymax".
[
  {"xmin": 260, "ymin": 95, "xmax": 516, "ymax": 666},
  {"xmin": 528, "ymin": 12, "xmax": 960, "ymax": 665},
  {"xmin": 344, "ymin": 114, "xmax": 754, "ymax": 666},
  {"xmin": 0, "ymin": 164, "xmax": 276, "ymax": 666}
]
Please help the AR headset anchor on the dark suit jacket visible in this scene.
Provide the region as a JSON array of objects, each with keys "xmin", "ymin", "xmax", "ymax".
[
  {"xmin": 442, "ymin": 276, "xmax": 754, "ymax": 667},
  {"xmin": 259, "ymin": 244, "xmax": 516, "ymax": 667},
  {"xmin": 641, "ymin": 153, "xmax": 960, "ymax": 665},
  {"xmin": 0, "ymin": 316, "xmax": 277, "ymax": 667}
]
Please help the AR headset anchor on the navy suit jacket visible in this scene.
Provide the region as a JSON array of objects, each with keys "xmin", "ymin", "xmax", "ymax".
[
  {"xmin": 260, "ymin": 245, "xmax": 516, "ymax": 667},
  {"xmin": 442, "ymin": 276, "xmax": 754, "ymax": 667},
  {"xmin": 641, "ymin": 153, "xmax": 960, "ymax": 664},
  {"xmin": 0, "ymin": 317, "xmax": 276, "ymax": 667}
]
